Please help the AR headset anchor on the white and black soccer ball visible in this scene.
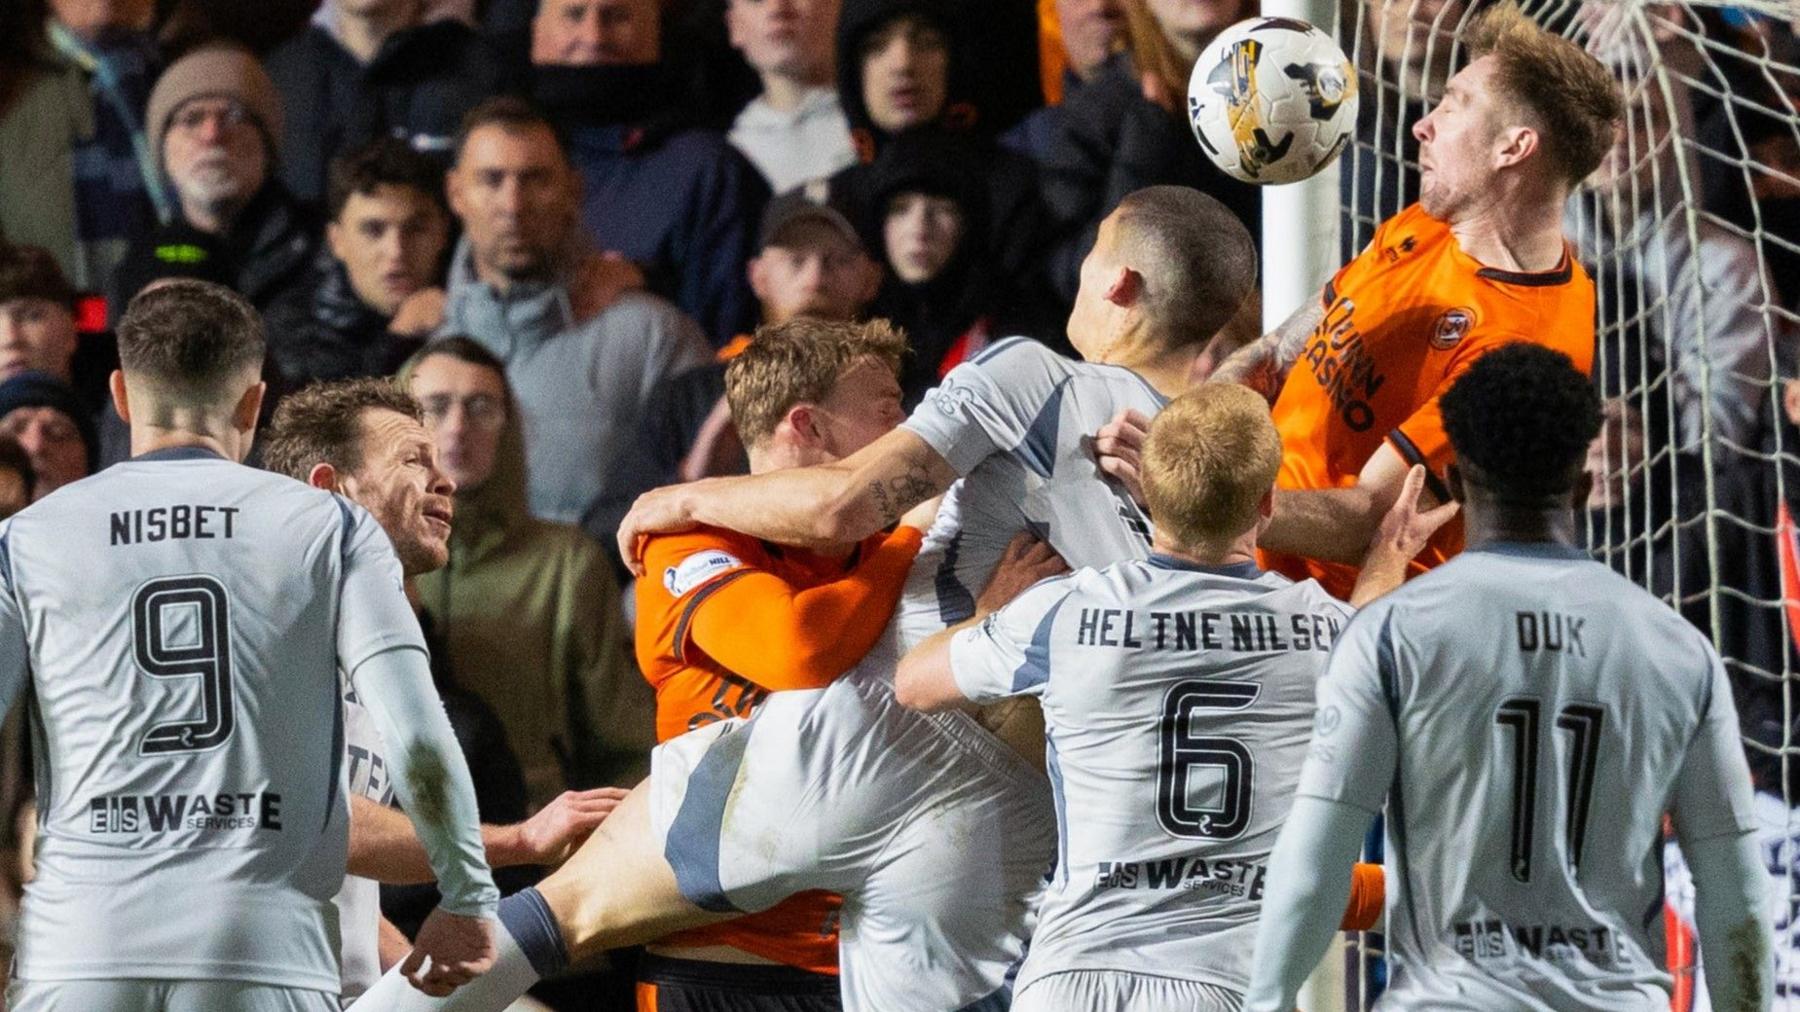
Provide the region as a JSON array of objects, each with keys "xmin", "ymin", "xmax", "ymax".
[{"xmin": 1187, "ymin": 17, "xmax": 1359, "ymax": 185}]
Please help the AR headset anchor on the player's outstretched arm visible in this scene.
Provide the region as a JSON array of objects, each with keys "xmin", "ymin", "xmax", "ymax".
[
  {"xmin": 617, "ymin": 427, "xmax": 959, "ymax": 574},
  {"xmin": 351, "ymin": 645, "xmax": 499, "ymax": 995},
  {"xmin": 897, "ymin": 533, "xmax": 1070, "ymax": 712},
  {"xmin": 1349, "ymin": 464, "xmax": 1460, "ymax": 606},
  {"xmin": 1266, "ymin": 441, "xmax": 1425, "ymax": 567},
  {"xmin": 1673, "ymin": 651, "xmax": 1772, "ymax": 1010},
  {"xmin": 1209, "ymin": 291, "xmax": 1324, "ymax": 403},
  {"xmin": 1242, "ymin": 796, "xmax": 1373, "ymax": 1011},
  {"xmin": 348, "ymin": 788, "xmax": 629, "ymax": 884}
]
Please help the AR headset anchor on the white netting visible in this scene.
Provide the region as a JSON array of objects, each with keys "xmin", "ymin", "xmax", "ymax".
[{"xmin": 1320, "ymin": 0, "xmax": 1800, "ymax": 1006}]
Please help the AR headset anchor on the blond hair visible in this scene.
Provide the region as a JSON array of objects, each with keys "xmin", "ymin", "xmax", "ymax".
[
  {"xmin": 1465, "ymin": 1, "xmax": 1622, "ymax": 187},
  {"xmin": 1142, "ymin": 384, "xmax": 1282, "ymax": 549},
  {"xmin": 726, "ymin": 318, "xmax": 908, "ymax": 448}
]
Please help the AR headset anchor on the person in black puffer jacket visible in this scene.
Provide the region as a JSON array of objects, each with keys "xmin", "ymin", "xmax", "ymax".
[{"xmin": 261, "ymin": 139, "xmax": 452, "ymax": 393}]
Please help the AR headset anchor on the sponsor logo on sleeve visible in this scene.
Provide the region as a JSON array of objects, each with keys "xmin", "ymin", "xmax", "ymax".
[{"xmin": 664, "ymin": 550, "xmax": 744, "ymax": 598}]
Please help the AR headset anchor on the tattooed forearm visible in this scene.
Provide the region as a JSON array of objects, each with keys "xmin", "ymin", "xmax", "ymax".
[{"xmin": 868, "ymin": 463, "xmax": 938, "ymax": 526}]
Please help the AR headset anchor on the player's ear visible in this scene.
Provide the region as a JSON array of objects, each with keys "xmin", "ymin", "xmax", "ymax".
[
  {"xmin": 1103, "ymin": 266, "xmax": 1142, "ymax": 310},
  {"xmin": 233, "ymin": 381, "xmax": 265, "ymax": 435},
  {"xmin": 1572, "ymin": 467, "xmax": 1595, "ymax": 510},
  {"xmin": 305, "ymin": 461, "xmax": 340, "ymax": 492},
  {"xmin": 108, "ymin": 370, "xmax": 131, "ymax": 423},
  {"xmin": 1445, "ymin": 463, "xmax": 1467, "ymax": 504},
  {"xmin": 1494, "ymin": 125, "xmax": 1539, "ymax": 171},
  {"xmin": 787, "ymin": 403, "xmax": 823, "ymax": 446},
  {"xmin": 1257, "ymin": 487, "xmax": 1275, "ymax": 519}
]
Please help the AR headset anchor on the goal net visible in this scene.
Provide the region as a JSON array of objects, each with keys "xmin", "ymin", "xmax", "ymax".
[{"xmin": 1318, "ymin": 0, "xmax": 1800, "ymax": 1006}]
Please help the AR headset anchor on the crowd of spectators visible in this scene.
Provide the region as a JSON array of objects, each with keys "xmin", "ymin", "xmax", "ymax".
[{"xmin": 2, "ymin": 0, "xmax": 1799, "ymax": 1001}]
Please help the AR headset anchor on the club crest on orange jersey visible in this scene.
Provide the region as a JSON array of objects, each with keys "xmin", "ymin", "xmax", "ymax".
[{"xmin": 1431, "ymin": 308, "xmax": 1473, "ymax": 350}]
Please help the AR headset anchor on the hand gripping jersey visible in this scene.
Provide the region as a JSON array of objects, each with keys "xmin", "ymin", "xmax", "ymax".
[
  {"xmin": 648, "ymin": 338, "xmax": 1168, "ymax": 1011},
  {"xmin": 634, "ymin": 523, "xmax": 923, "ymax": 974},
  {"xmin": 949, "ymin": 557, "xmax": 1355, "ymax": 999},
  {"xmin": 1300, "ymin": 542, "xmax": 1757, "ymax": 1009},
  {"xmin": 1265, "ymin": 204, "xmax": 1597, "ymax": 598},
  {"xmin": 0, "ymin": 447, "xmax": 423, "ymax": 993}
]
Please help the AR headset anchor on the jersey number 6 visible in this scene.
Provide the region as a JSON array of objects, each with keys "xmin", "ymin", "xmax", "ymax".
[
  {"xmin": 1495, "ymin": 697, "xmax": 1606, "ymax": 883},
  {"xmin": 1158, "ymin": 681, "xmax": 1260, "ymax": 840},
  {"xmin": 132, "ymin": 575, "xmax": 237, "ymax": 756}
]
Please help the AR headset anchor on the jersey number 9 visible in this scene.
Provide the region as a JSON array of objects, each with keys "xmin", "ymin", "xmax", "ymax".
[{"xmin": 132, "ymin": 575, "xmax": 237, "ymax": 756}]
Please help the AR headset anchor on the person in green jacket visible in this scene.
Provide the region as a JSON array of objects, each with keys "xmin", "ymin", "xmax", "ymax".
[{"xmin": 401, "ymin": 336, "xmax": 654, "ymax": 809}]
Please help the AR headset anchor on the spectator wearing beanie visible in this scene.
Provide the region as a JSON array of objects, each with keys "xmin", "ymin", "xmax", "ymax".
[
  {"xmin": 0, "ymin": 371, "xmax": 98, "ymax": 500},
  {"xmin": 265, "ymin": 0, "xmax": 513, "ymax": 205},
  {"xmin": 125, "ymin": 44, "xmax": 319, "ymax": 314}
]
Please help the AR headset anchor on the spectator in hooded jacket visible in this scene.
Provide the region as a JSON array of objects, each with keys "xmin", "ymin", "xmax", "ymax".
[
  {"xmin": 265, "ymin": 0, "xmax": 514, "ymax": 205},
  {"xmin": 123, "ymin": 44, "xmax": 319, "ymax": 314},
  {"xmin": 1037, "ymin": 0, "xmax": 1259, "ymax": 304},
  {"xmin": 528, "ymin": 0, "xmax": 769, "ymax": 344},
  {"xmin": 402, "ymin": 337, "xmax": 653, "ymax": 810},
  {"xmin": 828, "ymin": 0, "xmax": 1057, "ymax": 336},
  {"xmin": 262, "ymin": 138, "xmax": 451, "ymax": 389},
  {"xmin": 725, "ymin": 0, "xmax": 857, "ymax": 193},
  {"xmin": 439, "ymin": 96, "xmax": 712, "ymax": 530},
  {"xmin": 0, "ymin": 0, "xmax": 170, "ymax": 297}
]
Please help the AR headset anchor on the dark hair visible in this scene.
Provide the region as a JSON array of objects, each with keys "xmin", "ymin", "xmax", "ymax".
[
  {"xmin": 452, "ymin": 96, "xmax": 568, "ymax": 167},
  {"xmin": 0, "ymin": 436, "xmax": 36, "ymax": 505},
  {"xmin": 1440, "ymin": 342, "xmax": 1601, "ymax": 502},
  {"xmin": 0, "ymin": 244, "xmax": 75, "ymax": 309},
  {"xmin": 405, "ymin": 335, "xmax": 507, "ymax": 378},
  {"xmin": 116, "ymin": 280, "xmax": 265, "ymax": 401},
  {"xmin": 1111, "ymin": 186, "xmax": 1258, "ymax": 350},
  {"xmin": 261, "ymin": 377, "xmax": 422, "ymax": 481},
  {"xmin": 326, "ymin": 137, "xmax": 449, "ymax": 222}
]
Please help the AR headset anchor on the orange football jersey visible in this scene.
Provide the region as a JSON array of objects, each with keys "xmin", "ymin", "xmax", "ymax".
[
  {"xmin": 634, "ymin": 523, "xmax": 924, "ymax": 973},
  {"xmin": 1263, "ymin": 203, "xmax": 1596, "ymax": 599}
]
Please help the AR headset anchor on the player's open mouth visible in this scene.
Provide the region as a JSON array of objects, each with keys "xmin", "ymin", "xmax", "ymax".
[{"xmin": 423, "ymin": 505, "xmax": 453, "ymax": 531}]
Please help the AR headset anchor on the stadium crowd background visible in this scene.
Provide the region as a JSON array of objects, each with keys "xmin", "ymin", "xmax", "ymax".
[{"xmin": 0, "ymin": 0, "xmax": 1798, "ymax": 1005}]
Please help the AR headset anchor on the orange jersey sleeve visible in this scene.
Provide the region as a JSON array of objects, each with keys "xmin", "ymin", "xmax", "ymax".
[
  {"xmin": 1339, "ymin": 862, "xmax": 1385, "ymax": 931},
  {"xmin": 636, "ymin": 525, "xmax": 924, "ymax": 741}
]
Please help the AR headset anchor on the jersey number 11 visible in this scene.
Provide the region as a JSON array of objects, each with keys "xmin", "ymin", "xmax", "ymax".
[{"xmin": 1494, "ymin": 697, "xmax": 1606, "ymax": 883}]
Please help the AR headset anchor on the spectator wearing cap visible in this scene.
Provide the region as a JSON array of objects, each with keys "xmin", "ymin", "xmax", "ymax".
[
  {"xmin": 724, "ymin": 0, "xmax": 857, "ymax": 193},
  {"xmin": 590, "ymin": 191, "xmax": 882, "ymax": 550},
  {"xmin": 525, "ymin": 0, "xmax": 769, "ymax": 344},
  {"xmin": 440, "ymin": 97, "xmax": 711, "ymax": 535},
  {"xmin": 262, "ymin": 138, "xmax": 452, "ymax": 389},
  {"xmin": 0, "ymin": 0, "xmax": 170, "ymax": 295},
  {"xmin": 828, "ymin": 0, "xmax": 1055, "ymax": 334},
  {"xmin": 0, "ymin": 371, "xmax": 96, "ymax": 500},
  {"xmin": 127, "ymin": 43, "xmax": 319, "ymax": 313},
  {"xmin": 264, "ymin": 0, "xmax": 513, "ymax": 205}
]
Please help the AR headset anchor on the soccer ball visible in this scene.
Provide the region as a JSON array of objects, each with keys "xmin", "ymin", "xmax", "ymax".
[{"xmin": 1187, "ymin": 17, "xmax": 1359, "ymax": 185}]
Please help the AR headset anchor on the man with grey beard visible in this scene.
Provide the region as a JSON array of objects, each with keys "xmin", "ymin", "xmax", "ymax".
[{"xmin": 119, "ymin": 44, "xmax": 318, "ymax": 314}]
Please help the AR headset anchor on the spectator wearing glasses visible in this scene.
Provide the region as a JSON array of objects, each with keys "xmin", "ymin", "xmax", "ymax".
[
  {"xmin": 124, "ymin": 44, "xmax": 318, "ymax": 314},
  {"xmin": 402, "ymin": 337, "xmax": 655, "ymax": 808}
]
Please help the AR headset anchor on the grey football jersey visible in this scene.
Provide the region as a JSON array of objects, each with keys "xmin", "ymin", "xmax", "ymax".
[
  {"xmin": 891, "ymin": 338, "xmax": 1165, "ymax": 660},
  {"xmin": 335, "ymin": 680, "xmax": 397, "ymax": 999},
  {"xmin": 1301, "ymin": 542, "xmax": 1757, "ymax": 1010},
  {"xmin": 0, "ymin": 447, "xmax": 424, "ymax": 991},
  {"xmin": 950, "ymin": 556, "xmax": 1353, "ymax": 994}
]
